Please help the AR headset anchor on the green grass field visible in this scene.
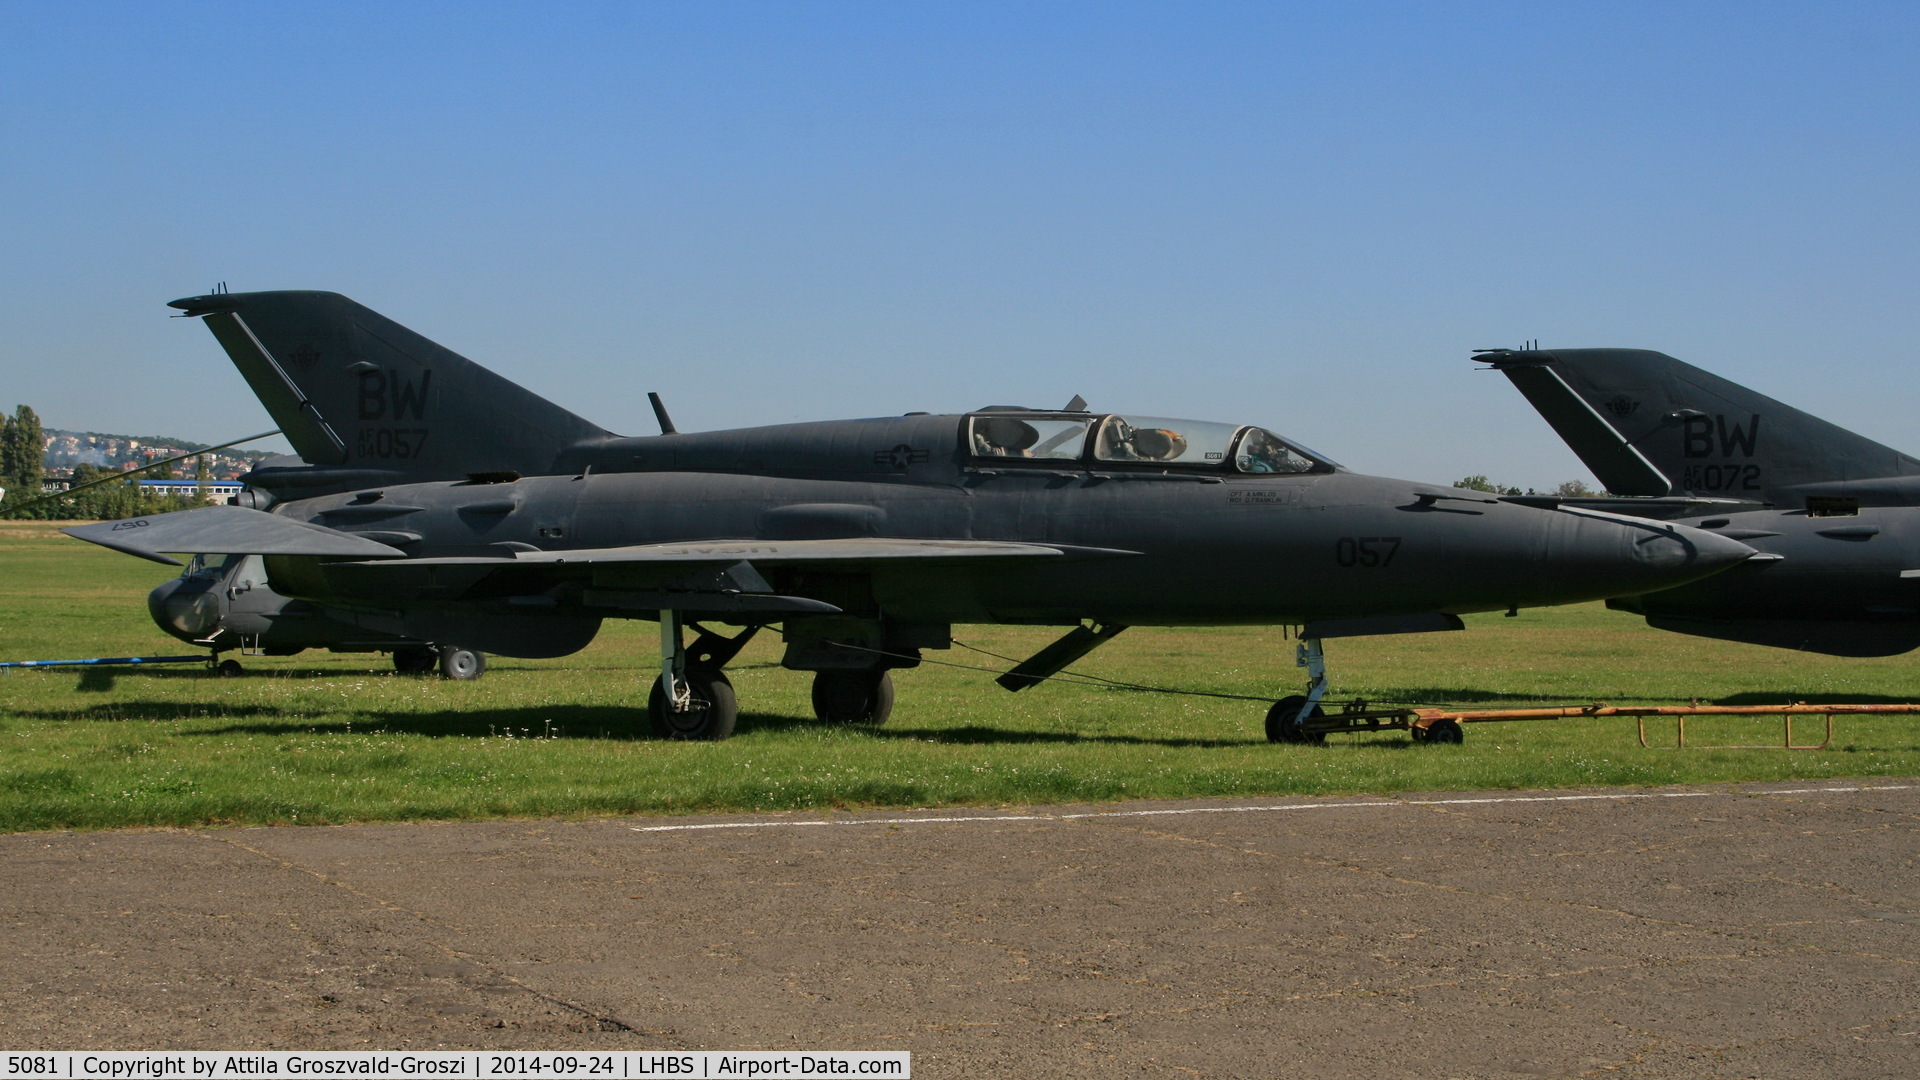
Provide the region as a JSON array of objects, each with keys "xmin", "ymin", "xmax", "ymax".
[{"xmin": 3, "ymin": 519, "xmax": 1917, "ymax": 831}]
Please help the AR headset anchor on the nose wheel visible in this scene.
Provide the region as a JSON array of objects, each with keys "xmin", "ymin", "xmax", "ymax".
[
  {"xmin": 1265, "ymin": 636, "xmax": 1331, "ymax": 743},
  {"xmin": 1265, "ymin": 695, "xmax": 1326, "ymax": 744}
]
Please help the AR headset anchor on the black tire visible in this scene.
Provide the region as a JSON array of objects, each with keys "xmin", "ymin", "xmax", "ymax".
[
  {"xmin": 216, "ymin": 658, "xmax": 244, "ymax": 678},
  {"xmin": 649, "ymin": 668, "xmax": 738, "ymax": 740},
  {"xmin": 811, "ymin": 670, "xmax": 895, "ymax": 725},
  {"xmin": 1419, "ymin": 718, "xmax": 1464, "ymax": 745},
  {"xmin": 393, "ymin": 647, "xmax": 436, "ymax": 674},
  {"xmin": 437, "ymin": 647, "xmax": 486, "ymax": 681},
  {"xmin": 1265, "ymin": 695, "xmax": 1326, "ymax": 744}
]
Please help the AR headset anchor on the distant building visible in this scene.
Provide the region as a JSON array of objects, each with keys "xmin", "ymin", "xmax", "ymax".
[{"xmin": 137, "ymin": 479, "xmax": 246, "ymax": 503}]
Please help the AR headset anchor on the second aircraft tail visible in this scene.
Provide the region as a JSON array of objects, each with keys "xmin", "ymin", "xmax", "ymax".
[{"xmin": 1482, "ymin": 347, "xmax": 1920, "ymax": 506}]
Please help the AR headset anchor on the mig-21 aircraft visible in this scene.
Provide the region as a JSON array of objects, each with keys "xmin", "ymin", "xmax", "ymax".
[
  {"xmin": 66, "ymin": 291, "xmax": 1757, "ymax": 741},
  {"xmin": 149, "ymin": 550, "xmax": 487, "ymax": 679},
  {"xmin": 1484, "ymin": 347, "xmax": 1920, "ymax": 656}
]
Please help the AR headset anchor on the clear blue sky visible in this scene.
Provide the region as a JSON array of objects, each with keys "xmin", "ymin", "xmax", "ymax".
[{"xmin": 2, "ymin": 1, "xmax": 1915, "ymax": 489}]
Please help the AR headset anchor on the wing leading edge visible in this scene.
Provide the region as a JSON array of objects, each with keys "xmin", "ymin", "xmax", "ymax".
[{"xmin": 63, "ymin": 506, "xmax": 410, "ymax": 566}]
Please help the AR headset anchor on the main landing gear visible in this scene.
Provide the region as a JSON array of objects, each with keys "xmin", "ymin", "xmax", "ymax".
[
  {"xmin": 649, "ymin": 612, "xmax": 905, "ymax": 738},
  {"xmin": 650, "ymin": 612, "xmax": 757, "ymax": 740},
  {"xmin": 811, "ymin": 668, "xmax": 894, "ymax": 725},
  {"xmin": 393, "ymin": 645, "xmax": 487, "ymax": 681}
]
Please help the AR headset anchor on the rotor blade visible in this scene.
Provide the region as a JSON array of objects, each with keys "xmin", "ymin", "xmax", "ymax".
[{"xmin": 1, "ymin": 429, "xmax": 280, "ymax": 517}]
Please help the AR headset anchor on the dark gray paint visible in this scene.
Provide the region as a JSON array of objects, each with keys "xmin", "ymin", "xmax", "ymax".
[
  {"xmin": 1487, "ymin": 348, "xmax": 1920, "ymax": 656},
  {"xmin": 66, "ymin": 294, "xmax": 1761, "ymax": 732}
]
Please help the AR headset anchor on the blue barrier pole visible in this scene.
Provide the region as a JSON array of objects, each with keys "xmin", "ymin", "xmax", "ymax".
[{"xmin": 0, "ymin": 655, "xmax": 208, "ymax": 670}]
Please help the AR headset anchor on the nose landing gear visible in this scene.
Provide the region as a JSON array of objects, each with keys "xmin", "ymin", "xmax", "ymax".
[
  {"xmin": 1262, "ymin": 623, "xmax": 1475, "ymax": 746},
  {"xmin": 1265, "ymin": 636, "xmax": 1332, "ymax": 744}
]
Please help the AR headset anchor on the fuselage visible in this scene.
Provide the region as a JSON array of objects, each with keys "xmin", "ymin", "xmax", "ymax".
[
  {"xmin": 240, "ymin": 410, "xmax": 1751, "ymax": 647},
  {"xmin": 1606, "ymin": 506, "xmax": 1920, "ymax": 655}
]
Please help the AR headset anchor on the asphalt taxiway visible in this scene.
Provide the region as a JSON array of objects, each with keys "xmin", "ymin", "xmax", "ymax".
[{"xmin": 2, "ymin": 781, "xmax": 1916, "ymax": 1078}]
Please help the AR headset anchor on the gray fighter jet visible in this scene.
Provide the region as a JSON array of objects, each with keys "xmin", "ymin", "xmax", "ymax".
[
  {"xmin": 149, "ymin": 551, "xmax": 486, "ymax": 679},
  {"xmin": 65, "ymin": 292, "xmax": 1755, "ymax": 741},
  {"xmin": 1484, "ymin": 347, "xmax": 1920, "ymax": 656}
]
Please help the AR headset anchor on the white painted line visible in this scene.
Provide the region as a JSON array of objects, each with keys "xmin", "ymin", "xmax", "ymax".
[
  {"xmin": 1742, "ymin": 784, "xmax": 1914, "ymax": 796},
  {"xmin": 630, "ymin": 784, "xmax": 1914, "ymax": 834}
]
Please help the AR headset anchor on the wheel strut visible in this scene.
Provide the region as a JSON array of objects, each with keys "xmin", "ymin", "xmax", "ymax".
[
  {"xmin": 659, "ymin": 609, "xmax": 692, "ymax": 712},
  {"xmin": 1266, "ymin": 636, "xmax": 1330, "ymax": 743},
  {"xmin": 650, "ymin": 609, "xmax": 741, "ymax": 740},
  {"xmin": 1293, "ymin": 635, "xmax": 1329, "ymax": 724}
]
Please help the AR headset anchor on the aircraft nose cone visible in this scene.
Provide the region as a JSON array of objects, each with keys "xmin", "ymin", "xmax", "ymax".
[
  {"xmin": 1551, "ymin": 507, "xmax": 1756, "ymax": 593},
  {"xmin": 147, "ymin": 578, "xmax": 221, "ymax": 642}
]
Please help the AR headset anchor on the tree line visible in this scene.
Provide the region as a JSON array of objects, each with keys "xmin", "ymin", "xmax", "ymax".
[
  {"xmin": 2, "ymin": 404, "xmax": 196, "ymax": 521},
  {"xmin": 1454, "ymin": 475, "xmax": 1598, "ymax": 497}
]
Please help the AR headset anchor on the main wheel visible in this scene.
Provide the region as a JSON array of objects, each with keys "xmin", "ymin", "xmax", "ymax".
[
  {"xmin": 393, "ymin": 646, "xmax": 436, "ymax": 674},
  {"xmin": 811, "ymin": 669, "xmax": 895, "ymax": 725},
  {"xmin": 437, "ymin": 646, "xmax": 486, "ymax": 681},
  {"xmin": 216, "ymin": 658, "xmax": 244, "ymax": 678},
  {"xmin": 649, "ymin": 668, "xmax": 738, "ymax": 740},
  {"xmin": 1416, "ymin": 718, "xmax": 1464, "ymax": 745},
  {"xmin": 1265, "ymin": 695, "xmax": 1326, "ymax": 744}
]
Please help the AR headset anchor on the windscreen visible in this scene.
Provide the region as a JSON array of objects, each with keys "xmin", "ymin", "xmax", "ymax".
[{"xmin": 1233, "ymin": 427, "xmax": 1323, "ymax": 474}]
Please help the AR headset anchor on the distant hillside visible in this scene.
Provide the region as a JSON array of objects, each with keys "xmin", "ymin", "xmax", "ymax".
[
  {"xmin": 48, "ymin": 428, "xmax": 220, "ymax": 452},
  {"xmin": 43, "ymin": 428, "xmax": 276, "ymax": 478}
]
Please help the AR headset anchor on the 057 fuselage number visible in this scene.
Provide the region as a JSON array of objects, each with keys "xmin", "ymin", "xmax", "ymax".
[
  {"xmin": 1335, "ymin": 536, "xmax": 1400, "ymax": 567},
  {"xmin": 356, "ymin": 427, "xmax": 429, "ymax": 460}
]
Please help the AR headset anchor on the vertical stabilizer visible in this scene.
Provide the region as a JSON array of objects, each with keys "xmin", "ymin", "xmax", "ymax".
[
  {"xmin": 168, "ymin": 290, "xmax": 616, "ymax": 481},
  {"xmin": 1484, "ymin": 348, "xmax": 1920, "ymax": 505}
]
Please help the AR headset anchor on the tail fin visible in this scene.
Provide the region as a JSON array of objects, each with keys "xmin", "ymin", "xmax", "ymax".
[
  {"xmin": 168, "ymin": 290, "xmax": 615, "ymax": 481},
  {"xmin": 1484, "ymin": 348, "xmax": 1920, "ymax": 505}
]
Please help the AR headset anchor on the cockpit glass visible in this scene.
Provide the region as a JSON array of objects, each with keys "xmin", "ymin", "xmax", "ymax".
[
  {"xmin": 1233, "ymin": 427, "xmax": 1322, "ymax": 474},
  {"xmin": 967, "ymin": 411, "xmax": 1332, "ymax": 473},
  {"xmin": 1093, "ymin": 415, "xmax": 1241, "ymax": 466},
  {"xmin": 969, "ymin": 415, "xmax": 1094, "ymax": 460},
  {"xmin": 179, "ymin": 553, "xmax": 238, "ymax": 581}
]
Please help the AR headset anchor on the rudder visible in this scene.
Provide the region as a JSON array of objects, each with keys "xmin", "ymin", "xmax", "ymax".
[
  {"xmin": 169, "ymin": 290, "xmax": 615, "ymax": 480},
  {"xmin": 1485, "ymin": 348, "xmax": 1920, "ymax": 504}
]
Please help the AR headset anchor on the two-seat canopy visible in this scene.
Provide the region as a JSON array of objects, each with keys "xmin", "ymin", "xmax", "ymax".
[{"xmin": 965, "ymin": 412, "xmax": 1333, "ymax": 474}]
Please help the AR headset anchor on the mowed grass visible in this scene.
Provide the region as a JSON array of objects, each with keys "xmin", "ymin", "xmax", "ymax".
[{"xmin": 2, "ymin": 519, "xmax": 1918, "ymax": 831}]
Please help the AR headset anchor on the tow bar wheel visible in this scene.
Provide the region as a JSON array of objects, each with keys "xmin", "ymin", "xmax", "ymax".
[{"xmin": 1412, "ymin": 718, "xmax": 1464, "ymax": 744}]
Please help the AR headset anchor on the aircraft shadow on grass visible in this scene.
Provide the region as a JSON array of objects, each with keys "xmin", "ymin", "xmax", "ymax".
[
  {"xmin": 20, "ymin": 700, "xmax": 1255, "ymax": 748},
  {"xmin": 1714, "ymin": 691, "xmax": 1920, "ymax": 707}
]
